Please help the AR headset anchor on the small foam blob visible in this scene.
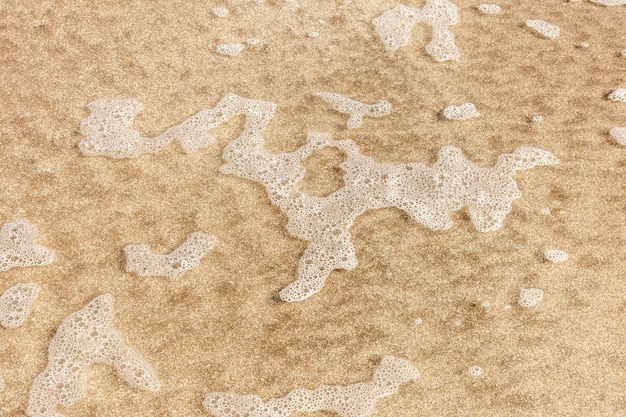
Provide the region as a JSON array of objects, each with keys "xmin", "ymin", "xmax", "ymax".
[
  {"xmin": 608, "ymin": 88, "xmax": 626, "ymax": 102},
  {"xmin": 308, "ymin": 31, "xmax": 319, "ymax": 38},
  {"xmin": 246, "ymin": 38, "xmax": 260, "ymax": 45},
  {"xmin": 442, "ymin": 102, "xmax": 480, "ymax": 120},
  {"xmin": 212, "ymin": 7, "xmax": 229, "ymax": 17},
  {"xmin": 27, "ymin": 294, "xmax": 161, "ymax": 417},
  {"xmin": 531, "ymin": 114, "xmax": 544, "ymax": 123},
  {"xmin": 526, "ymin": 19, "xmax": 560, "ymax": 39},
  {"xmin": 0, "ymin": 283, "xmax": 40, "ymax": 328},
  {"xmin": 0, "ymin": 219, "xmax": 55, "ymax": 272},
  {"xmin": 481, "ymin": 301, "xmax": 490, "ymax": 307},
  {"xmin": 215, "ymin": 43, "xmax": 245, "ymax": 56},
  {"xmin": 580, "ymin": 42, "xmax": 590, "ymax": 48},
  {"xmin": 621, "ymin": 49, "xmax": 626, "ymax": 57},
  {"xmin": 540, "ymin": 207, "xmax": 551, "ymax": 215},
  {"xmin": 372, "ymin": 0, "xmax": 461, "ymax": 62},
  {"xmin": 544, "ymin": 248, "xmax": 568, "ymax": 263},
  {"xmin": 610, "ymin": 127, "xmax": 626, "ymax": 145},
  {"xmin": 477, "ymin": 4, "xmax": 501, "ymax": 14},
  {"xmin": 203, "ymin": 356, "xmax": 419, "ymax": 417},
  {"xmin": 125, "ymin": 232, "xmax": 217, "ymax": 280},
  {"xmin": 414, "ymin": 317, "xmax": 423, "ymax": 325},
  {"xmin": 518, "ymin": 288, "xmax": 544, "ymax": 307},
  {"xmin": 590, "ymin": 0, "xmax": 626, "ymax": 5},
  {"xmin": 468, "ymin": 365, "xmax": 483, "ymax": 376},
  {"xmin": 316, "ymin": 92, "xmax": 391, "ymax": 129}
]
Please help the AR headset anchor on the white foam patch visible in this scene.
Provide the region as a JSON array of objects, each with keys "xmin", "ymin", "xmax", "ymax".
[
  {"xmin": 203, "ymin": 356, "xmax": 419, "ymax": 417},
  {"xmin": 531, "ymin": 115, "xmax": 544, "ymax": 123},
  {"xmin": 0, "ymin": 283, "xmax": 40, "ymax": 329},
  {"xmin": 247, "ymin": 38, "xmax": 260, "ymax": 45},
  {"xmin": 544, "ymin": 248, "xmax": 568, "ymax": 263},
  {"xmin": 216, "ymin": 43, "xmax": 245, "ymax": 56},
  {"xmin": 526, "ymin": 19, "xmax": 560, "ymax": 39},
  {"xmin": 540, "ymin": 207, "xmax": 551, "ymax": 215},
  {"xmin": 590, "ymin": 0, "xmax": 626, "ymax": 5},
  {"xmin": 477, "ymin": 4, "xmax": 501, "ymax": 14},
  {"xmin": 518, "ymin": 288, "xmax": 544, "ymax": 307},
  {"xmin": 316, "ymin": 92, "xmax": 392, "ymax": 129},
  {"xmin": 212, "ymin": 7, "xmax": 229, "ymax": 17},
  {"xmin": 610, "ymin": 127, "xmax": 626, "ymax": 145},
  {"xmin": 89, "ymin": 93, "xmax": 557, "ymax": 302},
  {"xmin": 0, "ymin": 220, "xmax": 55, "ymax": 272},
  {"xmin": 468, "ymin": 365, "xmax": 483, "ymax": 376},
  {"xmin": 79, "ymin": 98, "xmax": 219, "ymax": 158},
  {"xmin": 27, "ymin": 294, "xmax": 161, "ymax": 417},
  {"xmin": 608, "ymin": 88, "xmax": 626, "ymax": 102},
  {"xmin": 442, "ymin": 102, "xmax": 479, "ymax": 120},
  {"xmin": 372, "ymin": 0, "xmax": 461, "ymax": 62},
  {"xmin": 125, "ymin": 232, "xmax": 217, "ymax": 281}
]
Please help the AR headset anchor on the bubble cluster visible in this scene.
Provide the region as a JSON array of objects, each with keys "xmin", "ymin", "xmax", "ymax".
[
  {"xmin": 477, "ymin": 4, "xmax": 501, "ymax": 14},
  {"xmin": 372, "ymin": 0, "xmax": 461, "ymax": 62},
  {"xmin": 27, "ymin": 294, "xmax": 161, "ymax": 417},
  {"xmin": 0, "ymin": 219, "xmax": 55, "ymax": 272},
  {"xmin": 316, "ymin": 92, "xmax": 391, "ymax": 129},
  {"xmin": 543, "ymin": 248, "xmax": 568, "ymax": 263},
  {"xmin": 589, "ymin": 0, "xmax": 626, "ymax": 5},
  {"xmin": 608, "ymin": 88, "xmax": 626, "ymax": 102},
  {"xmin": 215, "ymin": 43, "xmax": 245, "ymax": 56},
  {"xmin": 212, "ymin": 7, "xmax": 229, "ymax": 17},
  {"xmin": 125, "ymin": 232, "xmax": 217, "ymax": 281},
  {"xmin": 203, "ymin": 356, "xmax": 419, "ymax": 417},
  {"xmin": 442, "ymin": 103, "xmax": 480, "ymax": 120},
  {"xmin": 468, "ymin": 365, "xmax": 484, "ymax": 376},
  {"xmin": 79, "ymin": 99, "xmax": 218, "ymax": 158},
  {"xmin": 526, "ymin": 19, "xmax": 560, "ymax": 39},
  {"xmin": 0, "ymin": 282, "xmax": 40, "ymax": 329},
  {"xmin": 518, "ymin": 288, "xmax": 544, "ymax": 308},
  {"xmin": 610, "ymin": 127, "xmax": 626, "ymax": 145}
]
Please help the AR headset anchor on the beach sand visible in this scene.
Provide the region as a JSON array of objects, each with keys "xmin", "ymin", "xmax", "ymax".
[{"xmin": 0, "ymin": 0, "xmax": 625, "ymax": 416}]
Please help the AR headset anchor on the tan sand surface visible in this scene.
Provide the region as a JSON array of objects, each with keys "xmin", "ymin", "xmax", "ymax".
[{"xmin": 0, "ymin": 0, "xmax": 625, "ymax": 416}]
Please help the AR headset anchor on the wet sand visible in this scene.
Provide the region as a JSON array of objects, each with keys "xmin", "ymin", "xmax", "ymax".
[{"xmin": 0, "ymin": 1, "xmax": 625, "ymax": 416}]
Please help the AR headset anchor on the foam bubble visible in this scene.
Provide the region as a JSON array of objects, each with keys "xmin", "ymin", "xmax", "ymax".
[
  {"xmin": 372, "ymin": 0, "xmax": 461, "ymax": 62},
  {"xmin": 212, "ymin": 7, "xmax": 229, "ymax": 17},
  {"xmin": 125, "ymin": 232, "xmax": 217, "ymax": 281},
  {"xmin": 27, "ymin": 294, "xmax": 161, "ymax": 417},
  {"xmin": 608, "ymin": 88, "xmax": 626, "ymax": 102},
  {"xmin": 203, "ymin": 356, "xmax": 419, "ymax": 417},
  {"xmin": 531, "ymin": 114, "xmax": 544, "ymax": 123},
  {"xmin": 580, "ymin": 42, "xmax": 590, "ymax": 48},
  {"xmin": 247, "ymin": 38, "xmax": 260, "ymax": 45},
  {"xmin": 0, "ymin": 283, "xmax": 40, "ymax": 329},
  {"xmin": 477, "ymin": 4, "xmax": 501, "ymax": 14},
  {"xmin": 540, "ymin": 207, "xmax": 551, "ymax": 215},
  {"xmin": 442, "ymin": 102, "xmax": 479, "ymax": 120},
  {"xmin": 610, "ymin": 127, "xmax": 626, "ymax": 145},
  {"xmin": 543, "ymin": 248, "xmax": 568, "ymax": 263},
  {"xmin": 308, "ymin": 31, "xmax": 319, "ymax": 38},
  {"xmin": 589, "ymin": 0, "xmax": 626, "ymax": 5},
  {"xmin": 526, "ymin": 19, "xmax": 560, "ymax": 39},
  {"xmin": 0, "ymin": 219, "xmax": 55, "ymax": 272},
  {"xmin": 518, "ymin": 288, "xmax": 544, "ymax": 307},
  {"xmin": 316, "ymin": 92, "xmax": 391, "ymax": 129},
  {"xmin": 216, "ymin": 43, "xmax": 245, "ymax": 56},
  {"xmin": 468, "ymin": 365, "xmax": 483, "ymax": 376}
]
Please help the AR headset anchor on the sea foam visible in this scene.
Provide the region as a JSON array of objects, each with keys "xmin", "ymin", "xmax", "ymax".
[
  {"xmin": 372, "ymin": 0, "xmax": 460, "ymax": 62},
  {"xmin": 125, "ymin": 232, "xmax": 217, "ymax": 280},
  {"xmin": 0, "ymin": 283, "xmax": 40, "ymax": 328},
  {"xmin": 204, "ymin": 356, "xmax": 419, "ymax": 417},
  {"xmin": 27, "ymin": 294, "xmax": 161, "ymax": 417}
]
